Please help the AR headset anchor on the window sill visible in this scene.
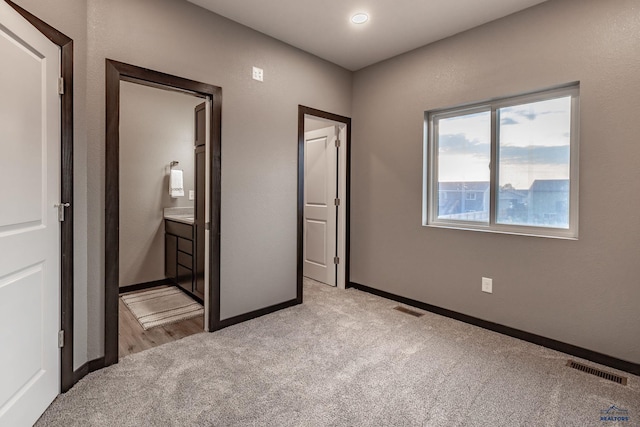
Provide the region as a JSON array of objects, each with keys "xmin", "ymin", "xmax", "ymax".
[{"xmin": 424, "ymin": 222, "xmax": 578, "ymax": 240}]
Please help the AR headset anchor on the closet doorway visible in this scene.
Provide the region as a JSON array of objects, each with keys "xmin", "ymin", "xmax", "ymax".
[
  {"xmin": 104, "ymin": 60, "xmax": 222, "ymax": 367},
  {"xmin": 297, "ymin": 106, "xmax": 351, "ymax": 301}
]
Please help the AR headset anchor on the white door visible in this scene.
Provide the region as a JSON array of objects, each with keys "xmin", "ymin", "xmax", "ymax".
[
  {"xmin": 0, "ymin": 3, "xmax": 62, "ymax": 426},
  {"xmin": 303, "ymin": 126, "xmax": 337, "ymax": 286}
]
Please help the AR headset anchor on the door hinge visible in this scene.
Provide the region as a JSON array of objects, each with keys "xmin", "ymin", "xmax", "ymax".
[
  {"xmin": 58, "ymin": 330, "xmax": 64, "ymax": 348},
  {"xmin": 335, "ymin": 139, "xmax": 341, "ymax": 148},
  {"xmin": 334, "ymin": 198, "xmax": 340, "ymax": 206},
  {"xmin": 58, "ymin": 77, "xmax": 64, "ymax": 95},
  {"xmin": 334, "ymin": 256, "xmax": 340, "ymax": 265},
  {"xmin": 54, "ymin": 203, "xmax": 70, "ymax": 222}
]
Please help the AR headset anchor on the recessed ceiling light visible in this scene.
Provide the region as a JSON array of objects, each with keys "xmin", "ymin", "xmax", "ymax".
[{"xmin": 351, "ymin": 13, "xmax": 369, "ymax": 24}]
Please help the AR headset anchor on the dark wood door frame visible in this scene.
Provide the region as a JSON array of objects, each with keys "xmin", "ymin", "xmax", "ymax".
[
  {"xmin": 104, "ymin": 60, "xmax": 222, "ymax": 367},
  {"xmin": 5, "ymin": 0, "xmax": 75, "ymax": 393},
  {"xmin": 297, "ymin": 106, "xmax": 351, "ymax": 302}
]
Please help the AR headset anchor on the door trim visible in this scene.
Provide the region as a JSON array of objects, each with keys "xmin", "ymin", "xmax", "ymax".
[
  {"xmin": 297, "ymin": 106, "xmax": 351, "ymax": 302},
  {"xmin": 4, "ymin": 0, "xmax": 75, "ymax": 393},
  {"xmin": 104, "ymin": 60, "xmax": 222, "ymax": 367}
]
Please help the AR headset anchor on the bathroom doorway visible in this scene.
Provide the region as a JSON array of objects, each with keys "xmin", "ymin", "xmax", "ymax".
[
  {"xmin": 104, "ymin": 60, "xmax": 222, "ymax": 367},
  {"xmin": 117, "ymin": 81, "xmax": 204, "ymax": 358}
]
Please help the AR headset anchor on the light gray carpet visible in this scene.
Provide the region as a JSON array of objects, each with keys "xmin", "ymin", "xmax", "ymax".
[{"xmin": 37, "ymin": 280, "xmax": 639, "ymax": 426}]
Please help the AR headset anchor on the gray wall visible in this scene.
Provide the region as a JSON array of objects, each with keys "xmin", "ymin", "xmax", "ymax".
[
  {"xmin": 13, "ymin": 0, "xmax": 351, "ymax": 364},
  {"xmin": 119, "ymin": 81, "xmax": 201, "ymax": 288},
  {"xmin": 14, "ymin": 0, "xmax": 639, "ymax": 370},
  {"xmin": 350, "ymin": 0, "xmax": 640, "ymax": 364},
  {"xmin": 83, "ymin": 2, "xmax": 350, "ymax": 355},
  {"xmin": 305, "ymin": 117, "xmax": 334, "ymax": 132}
]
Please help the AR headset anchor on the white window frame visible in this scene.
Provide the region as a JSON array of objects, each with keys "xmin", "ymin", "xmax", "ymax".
[{"xmin": 423, "ymin": 83, "xmax": 580, "ymax": 239}]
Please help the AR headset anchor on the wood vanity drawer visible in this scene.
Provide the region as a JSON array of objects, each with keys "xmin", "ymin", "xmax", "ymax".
[
  {"xmin": 177, "ymin": 237, "xmax": 192, "ymax": 255},
  {"xmin": 165, "ymin": 220, "xmax": 193, "ymax": 240},
  {"xmin": 177, "ymin": 251, "xmax": 192, "ymax": 269}
]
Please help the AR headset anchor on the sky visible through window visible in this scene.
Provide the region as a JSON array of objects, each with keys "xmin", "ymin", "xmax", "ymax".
[
  {"xmin": 438, "ymin": 96, "xmax": 571, "ymax": 190},
  {"xmin": 438, "ymin": 111, "xmax": 491, "ymax": 184}
]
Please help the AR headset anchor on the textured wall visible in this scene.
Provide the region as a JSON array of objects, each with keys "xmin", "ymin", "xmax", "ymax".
[
  {"xmin": 16, "ymin": 0, "xmax": 639, "ymax": 369},
  {"xmin": 351, "ymin": 0, "xmax": 640, "ymax": 363},
  {"xmin": 82, "ymin": 0, "xmax": 351, "ymax": 357},
  {"xmin": 305, "ymin": 117, "xmax": 335, "ymax": 132},
  {"xmin": 119, "ymin": 81, "xmax": 201, "ymax": 287},
  {"xmin": 12, "ymin": 0, "xmax": 351, "ymax": 364}
]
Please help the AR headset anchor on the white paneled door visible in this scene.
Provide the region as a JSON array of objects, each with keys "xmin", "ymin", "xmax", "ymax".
[
  {"xmin": 303, "ymin": 126, "xmax": 338, "ymax": 286},
  {"xmin": 0, "ymin": 2, "xmax": 62, "ymax": 425}
]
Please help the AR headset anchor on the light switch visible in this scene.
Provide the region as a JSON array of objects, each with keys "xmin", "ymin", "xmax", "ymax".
[{"xmin": 189, "ymin": 190, "xmax": 195, "ymax": 201}]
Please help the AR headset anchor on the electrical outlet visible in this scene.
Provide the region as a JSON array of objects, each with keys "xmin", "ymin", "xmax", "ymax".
[
  {"xmin": 189, "ymin": 190, "xmax": 195, "ymax": 201},
  {"xmin": 252, "ymin": 66, "xmax": 263, "ymax": 82},
  {"xmin": 482, "ymin": 277, "xmax": 493, "ymax": 294}
]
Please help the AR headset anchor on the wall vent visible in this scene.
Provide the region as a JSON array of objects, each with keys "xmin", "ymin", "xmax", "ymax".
[
  {"xmin": 566, "ymin": 360, "xmax": 627, "ymax": 385},
  {"xmin": 394, "ymin": 306, "xmax": 425, "ymax": 317}
]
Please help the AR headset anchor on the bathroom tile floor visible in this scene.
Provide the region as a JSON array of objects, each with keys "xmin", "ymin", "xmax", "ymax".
[{"xmin": 118, "ymin": 287, "xmax": 204, "ymax": 358}]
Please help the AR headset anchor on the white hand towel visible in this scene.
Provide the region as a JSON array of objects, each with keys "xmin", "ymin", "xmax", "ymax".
[{"xmin": 170, "ymin": 169, "xmax": 184, "ymax": 198}]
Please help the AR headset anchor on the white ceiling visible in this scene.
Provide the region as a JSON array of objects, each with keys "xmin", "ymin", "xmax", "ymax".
[{"xmin": 187, "ymin": 0, "xmax": 548, "ymax": 71}]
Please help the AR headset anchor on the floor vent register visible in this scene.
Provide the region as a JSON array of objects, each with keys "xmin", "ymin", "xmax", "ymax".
[{"xmin": 566, "ymin": 360, "xmax": 627, "ymax": 385}]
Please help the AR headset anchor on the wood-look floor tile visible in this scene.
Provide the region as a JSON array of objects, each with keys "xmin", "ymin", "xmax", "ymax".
[{"xmin": 118, "ymin": 287, "xmax": 204, "ymax": 358}]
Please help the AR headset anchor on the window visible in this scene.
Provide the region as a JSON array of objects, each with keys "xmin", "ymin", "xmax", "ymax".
[{"xmin": 424, "ymin": 84, "xmax": 579, "ymax": 238}]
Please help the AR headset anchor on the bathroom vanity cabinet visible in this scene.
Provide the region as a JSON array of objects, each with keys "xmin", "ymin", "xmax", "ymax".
[{"xmin": 165, "ymin": 219, "xmax": 203, "ymax": 302}]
